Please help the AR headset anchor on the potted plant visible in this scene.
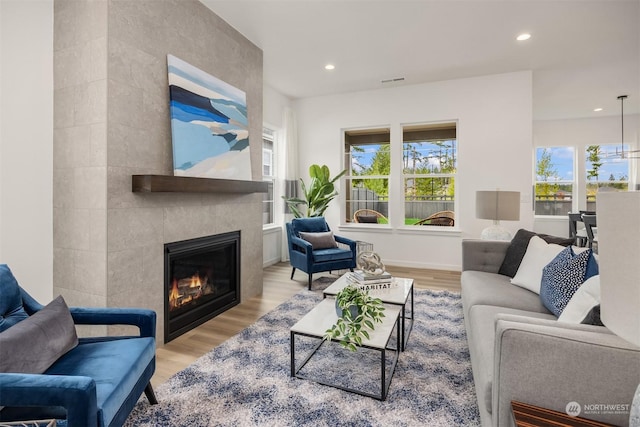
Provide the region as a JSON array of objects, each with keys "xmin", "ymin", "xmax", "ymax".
[
  {"xmin": 323, "ymin": 285, "xmax": 385, "ymax": 352},
  {"xmin": 283, "ymin": 164, "xmax": 346, "ymax": 217}
]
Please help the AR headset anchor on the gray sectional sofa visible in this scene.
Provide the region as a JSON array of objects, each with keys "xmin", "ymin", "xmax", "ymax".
[{"xmin": 461, "ymin": 238, "xmax": 640, "ymax": 427}]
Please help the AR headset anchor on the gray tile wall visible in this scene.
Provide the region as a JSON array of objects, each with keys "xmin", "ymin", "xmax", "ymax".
[{"xmin": 54, "ymin": 0, "xmax": 264, "ymax": 343}]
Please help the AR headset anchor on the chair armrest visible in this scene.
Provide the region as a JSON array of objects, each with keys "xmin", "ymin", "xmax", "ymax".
[
  {"xmin": 0, "ymin": 373, "xmax": 97, "ymax": 427},
  {"xmin": 69, "ymin": 307, "xmax": 156, "ymax": 338},
  {"xmin": 461, "ymin": 239, "xmax": 510, "ymax": 273},
  {"xmin": 289, "ymin": 235, "xmax": 312, "ymax": 253},
  {"xmin": 493, "ymin": 319, "xmax": 640, "ymax": 427},
  {"xmin": 334, "ymin": 235, "xmax": 357, "ymax": 251}
]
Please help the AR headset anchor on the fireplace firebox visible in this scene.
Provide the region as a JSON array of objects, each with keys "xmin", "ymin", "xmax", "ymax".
[{"xmin": 164, "ymin": 231, "xmax": 240, "ymax": 342}]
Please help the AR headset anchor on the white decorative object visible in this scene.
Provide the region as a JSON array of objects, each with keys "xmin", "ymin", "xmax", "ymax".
[
  {"xmin": 598, "ymin": 192, "xmax": 640, "ymax": 347},
  {"xmin": 356, "ymin": 251, "xmax": 386, "ymax": 276},
  {"xmin": 598, "ymin": 192, "xmax": 640, "ymax": 427}
]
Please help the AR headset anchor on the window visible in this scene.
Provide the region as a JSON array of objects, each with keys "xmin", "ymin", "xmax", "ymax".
[
  {"xmin": 262, "ymin": 128, "xmax": 275, "ymax": 225},
  {"xmin": 402, "ymin": 123, "xmax": 456, "ymax": 226},
  {"xmin": 585, "ymin": 144, "xmax": 629, "ymax": 210},
  {"xmin": 344, "ymin": 127, "xmax": 390, "ymax": 224},
  {"xmin": 535, "ymin": 147, "xmax": 575, "ymax": 216},
  {"xmin": 534, "ymin": 144, "xmax": 632, "ymax": 216}
]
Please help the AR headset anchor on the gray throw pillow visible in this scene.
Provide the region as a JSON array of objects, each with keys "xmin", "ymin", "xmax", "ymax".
[
  {"xmin": 299, "ymin": 231, "xmax": 338, "ymax": 250},
  {"xmin": 0, "ymin": 295, "xmax": 78, "ymax": 374}
]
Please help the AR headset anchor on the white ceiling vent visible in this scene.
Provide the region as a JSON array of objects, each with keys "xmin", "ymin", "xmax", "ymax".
[{"xmin": 381, "ymin": 77, "xmax": 405, "ymax": 84}]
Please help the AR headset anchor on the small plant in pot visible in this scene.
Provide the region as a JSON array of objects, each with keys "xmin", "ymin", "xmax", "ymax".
[{"xmin": 323, "ymin": 285, "xmax": 385, "ymax": 352}]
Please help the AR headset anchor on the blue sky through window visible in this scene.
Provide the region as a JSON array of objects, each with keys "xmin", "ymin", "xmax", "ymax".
[
  {"xmin": 350, "ymin": 140, "xmax": 457, "ymax": 173},
  {"xmin": 536, "ymin": 145, "xmax": 629, "ymax": 182}
]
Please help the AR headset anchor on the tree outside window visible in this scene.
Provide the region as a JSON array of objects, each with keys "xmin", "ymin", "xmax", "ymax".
[
  {"xmin": 402, "ymin": 123, "xmax": 457, "ymax": 226},
  {"xmin": 585, "ymin": 144, "xmax": 629, "ymax": 210},
  {"xmin": 535, "ymin": 147, "xmax": 574, "ymax": 216},
  {"xmin": 344, "ymin": 128, "xmax": 390, "ymax": 223}
]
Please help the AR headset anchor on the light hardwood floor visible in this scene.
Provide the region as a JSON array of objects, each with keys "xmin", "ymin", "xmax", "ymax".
[{"xmin": 153, "ymin": 262, "xmax": 461, "ymax": 386}]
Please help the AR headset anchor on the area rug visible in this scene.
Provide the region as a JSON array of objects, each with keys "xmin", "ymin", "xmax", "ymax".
[{"xmin": 125, "ymin": 288, "xmax": 480, "ymax": 426}]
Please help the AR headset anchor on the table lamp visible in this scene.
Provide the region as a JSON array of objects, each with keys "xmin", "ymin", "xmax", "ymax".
[
  {"xmin": 597, "ymin": 191, "xmax": 640, "ymax": 425},
  {"xmin": 476, "ymin": 190, "xmax": 520, "ymax": 240}
]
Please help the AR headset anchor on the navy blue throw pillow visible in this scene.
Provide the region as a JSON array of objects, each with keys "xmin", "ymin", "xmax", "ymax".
[{"xmin": 540, "ymin": 247, "xmax": 591, "ymax": 317}]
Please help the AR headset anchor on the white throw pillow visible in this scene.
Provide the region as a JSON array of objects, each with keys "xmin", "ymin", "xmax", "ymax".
[
  {"xmin": 510, "ymin": 235, "xmax": 565, "ymax": 294},
  {"xmin": 558, "ymin": 275, "xmax": 600, "ymax": 323}
]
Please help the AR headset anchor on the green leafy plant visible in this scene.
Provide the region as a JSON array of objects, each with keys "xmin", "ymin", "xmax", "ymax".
[
  {"xmin": 283, "ymin": 164, "xmax": 346, "ymax": 217},
  {"xmin": 323, "ymin": 285, "xmax": 385, "ymax": 352}
]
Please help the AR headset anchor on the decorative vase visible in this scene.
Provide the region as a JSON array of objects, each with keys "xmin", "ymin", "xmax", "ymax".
[{"xmin": 335, "ymin": 299, "xmax": 359, "ymax": 319}]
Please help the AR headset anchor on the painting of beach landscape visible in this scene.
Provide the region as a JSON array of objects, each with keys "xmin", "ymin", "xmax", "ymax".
[{"xmin": 167, "ymin": 54, "xmax": 251, "ymax": 180}]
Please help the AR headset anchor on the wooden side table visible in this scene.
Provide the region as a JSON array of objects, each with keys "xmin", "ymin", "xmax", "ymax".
[{"xmin": 511, "ymin": 401, "xmax": 617, "ymax": 427}]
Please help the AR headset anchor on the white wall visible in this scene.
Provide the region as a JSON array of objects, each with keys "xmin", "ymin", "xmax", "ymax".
[
  {"xmin": 293, "ymin": 72, "xmax": 534, "ymax": 270},
  {"xmin": 263, "ymin": 83, "xmax": 292, "ymax": 266},
  {"xmin": 532, "ymin": 114, "xmax": 639, "ymax": 236},
  {"xmin": 264, "ymin": 84, "xmax": 291, "ymax": 129},
  {"xmin": 0, "ymin": 0, "xmax": 53, "ymax": 301}
]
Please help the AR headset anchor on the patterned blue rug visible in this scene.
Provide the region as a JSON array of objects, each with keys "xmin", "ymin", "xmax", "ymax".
[{"xmin": 125, "ymin": 289, "xmax": 480, "ymax": 426}]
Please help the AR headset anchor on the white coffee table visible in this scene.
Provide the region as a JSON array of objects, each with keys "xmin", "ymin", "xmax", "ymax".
[
  {"xmin": 290, "ymin": 298, "xmax": 401, "ymax": 400},
  {"xmin": 323, "ymin": 273, "xmax": 414, "ymax": 351}
]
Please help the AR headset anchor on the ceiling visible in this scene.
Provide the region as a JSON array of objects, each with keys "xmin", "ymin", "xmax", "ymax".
[{"xmin": 200, "ymin": 0, "xmax": 639, "ymax": 121}]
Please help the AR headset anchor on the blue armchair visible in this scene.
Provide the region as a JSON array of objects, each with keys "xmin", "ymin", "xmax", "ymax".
[
  {"xmin": 286, "ymin": 217, "xmax": 357, "ymax": 289},
  {"xmin": 0, "ymin": 264, "xmax": 157, "ymax": 427}
]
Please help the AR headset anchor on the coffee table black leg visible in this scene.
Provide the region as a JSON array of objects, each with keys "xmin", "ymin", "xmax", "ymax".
[
  {"xmin": 400, "ymin": 305, "xmax": 406, "ymax": 351},
  {"xmin": 290, "ymin": 331, "xmax": 295, "ymax": 376},
  {"xmin": 380, "ymin": 348, "xmax": 386, "ymax": 400},
  {"xmin": 402, "ymin": 285, "xmax": 414, "ymax": 350}
]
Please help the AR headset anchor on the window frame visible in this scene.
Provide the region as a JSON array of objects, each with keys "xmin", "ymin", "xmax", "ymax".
[
  {"xmin": 343, "ymin": 127, "xmax": 391, "ymax": 225},
  {"xmin": 262, "ymin": 127, "xmax": 276, "ymax": 227},
  {"xmin": 534, "ymin": 146, "xmax": 576, "ymax": 217},
  {"xmin": 534, "ymin": 143, "xmax": 632, "ymax": 217},
  {"xmin": 401, "ymin": 122, "xmax": 457, "ymax": 227},
  {"xmin": 584, "ymin": 143, "xmax": 630, "ymax": 211}
]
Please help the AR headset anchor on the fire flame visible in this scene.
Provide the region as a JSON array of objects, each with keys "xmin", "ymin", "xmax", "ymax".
[
  {"xmin": 190, "ymin": 274, "xmax": 201, "ymax": 288},
  {"xmin": 169, "ymin": 274, "xmax": 204, "ymax": 311},
  {"xmin": 169, "ymin": 278, "xmax": 180, "ymax": 310}
]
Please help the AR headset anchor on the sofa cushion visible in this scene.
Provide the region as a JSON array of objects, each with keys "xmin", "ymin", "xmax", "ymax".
[
  {"xmin": 292, "ymin": 217, "xmax": 330, "ymax": 234},
  {"xmin": 511, "ymin": 236, "xmax": 565, "ymax": 294},
  {"xmin": 46, "ymin": 336, "xmax": 155, "ymax": 427},
  {"xmin": 467, "ymin": 305, "xmax": 557, "ymax": 415},
  {"xmin": 461, "ymin": 271, "xmax": 552, "ymax": 319},
  {"xmin": 498, "ymin": 229, "xmax": 574, "ymax": 278},
  {"xmin": 0, "ymin": 264, "xmax": 29, "ymax": 332},
  {"xmin": 312, "ymin": 247, "xmax": 353, "ymax": 262},
  {"xmin": 558, "ymin": 275, "xmax": 601, "ymax": 324},
  {"xmin": 0, "ymin": 295, "xmax": 78, "ymax": 374},
  {"xmin": 540, "ymin": 247, "xmax": 591, "ymax": 316},
  {"xmin": 299, "ymin": 231, "xmax": 338, "ymax": 249}
]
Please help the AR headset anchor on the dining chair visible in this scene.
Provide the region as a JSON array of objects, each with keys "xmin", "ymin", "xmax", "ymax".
[
  {"xmin": 568, "ymin": 212, "xmax": 587, "ymax": 247},
  {"xmin": 582, "ymin": 214, "xmax": 597, "ymax": 251}
]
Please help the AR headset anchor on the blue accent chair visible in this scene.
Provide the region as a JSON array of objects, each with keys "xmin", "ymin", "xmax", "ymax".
[
  {"xmin": 286, "ymin": 217, "xmax": 357, "ymax": 290},
  {"xmin": 0, "ymin": 265, "xmax": 157, "ymax": 427}
]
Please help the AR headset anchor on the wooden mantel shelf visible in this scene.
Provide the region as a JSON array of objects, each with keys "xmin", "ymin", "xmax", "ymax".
[{"xmin": 132, "ymin": 175, "xmax": 269, "ymax": 194}]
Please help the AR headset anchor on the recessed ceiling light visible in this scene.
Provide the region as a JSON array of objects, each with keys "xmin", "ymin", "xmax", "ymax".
[
  {"xmin": 594, "ymin": 108, "xmax": 603, "ymax": 112},
  {"xmin": 516, "ymin": 33, "xmax": 531, "ymax": 41},
  {"xmin": 324, "ymin": 64, "xmax": 335, "ymax": 70}
]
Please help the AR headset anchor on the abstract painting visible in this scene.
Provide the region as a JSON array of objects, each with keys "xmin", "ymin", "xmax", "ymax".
[{"xmin": 167, "ymin": 54, "xmax": 251, "ymax": 180}]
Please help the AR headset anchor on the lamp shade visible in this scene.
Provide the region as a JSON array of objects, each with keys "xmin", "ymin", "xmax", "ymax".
[
  {"xmin": 475, "ymin": 191, "xmax": 520, "ymax": 221},
  {"xmin": 598, "ymin": 191, "xmax": 640, "ymax": 347}
]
